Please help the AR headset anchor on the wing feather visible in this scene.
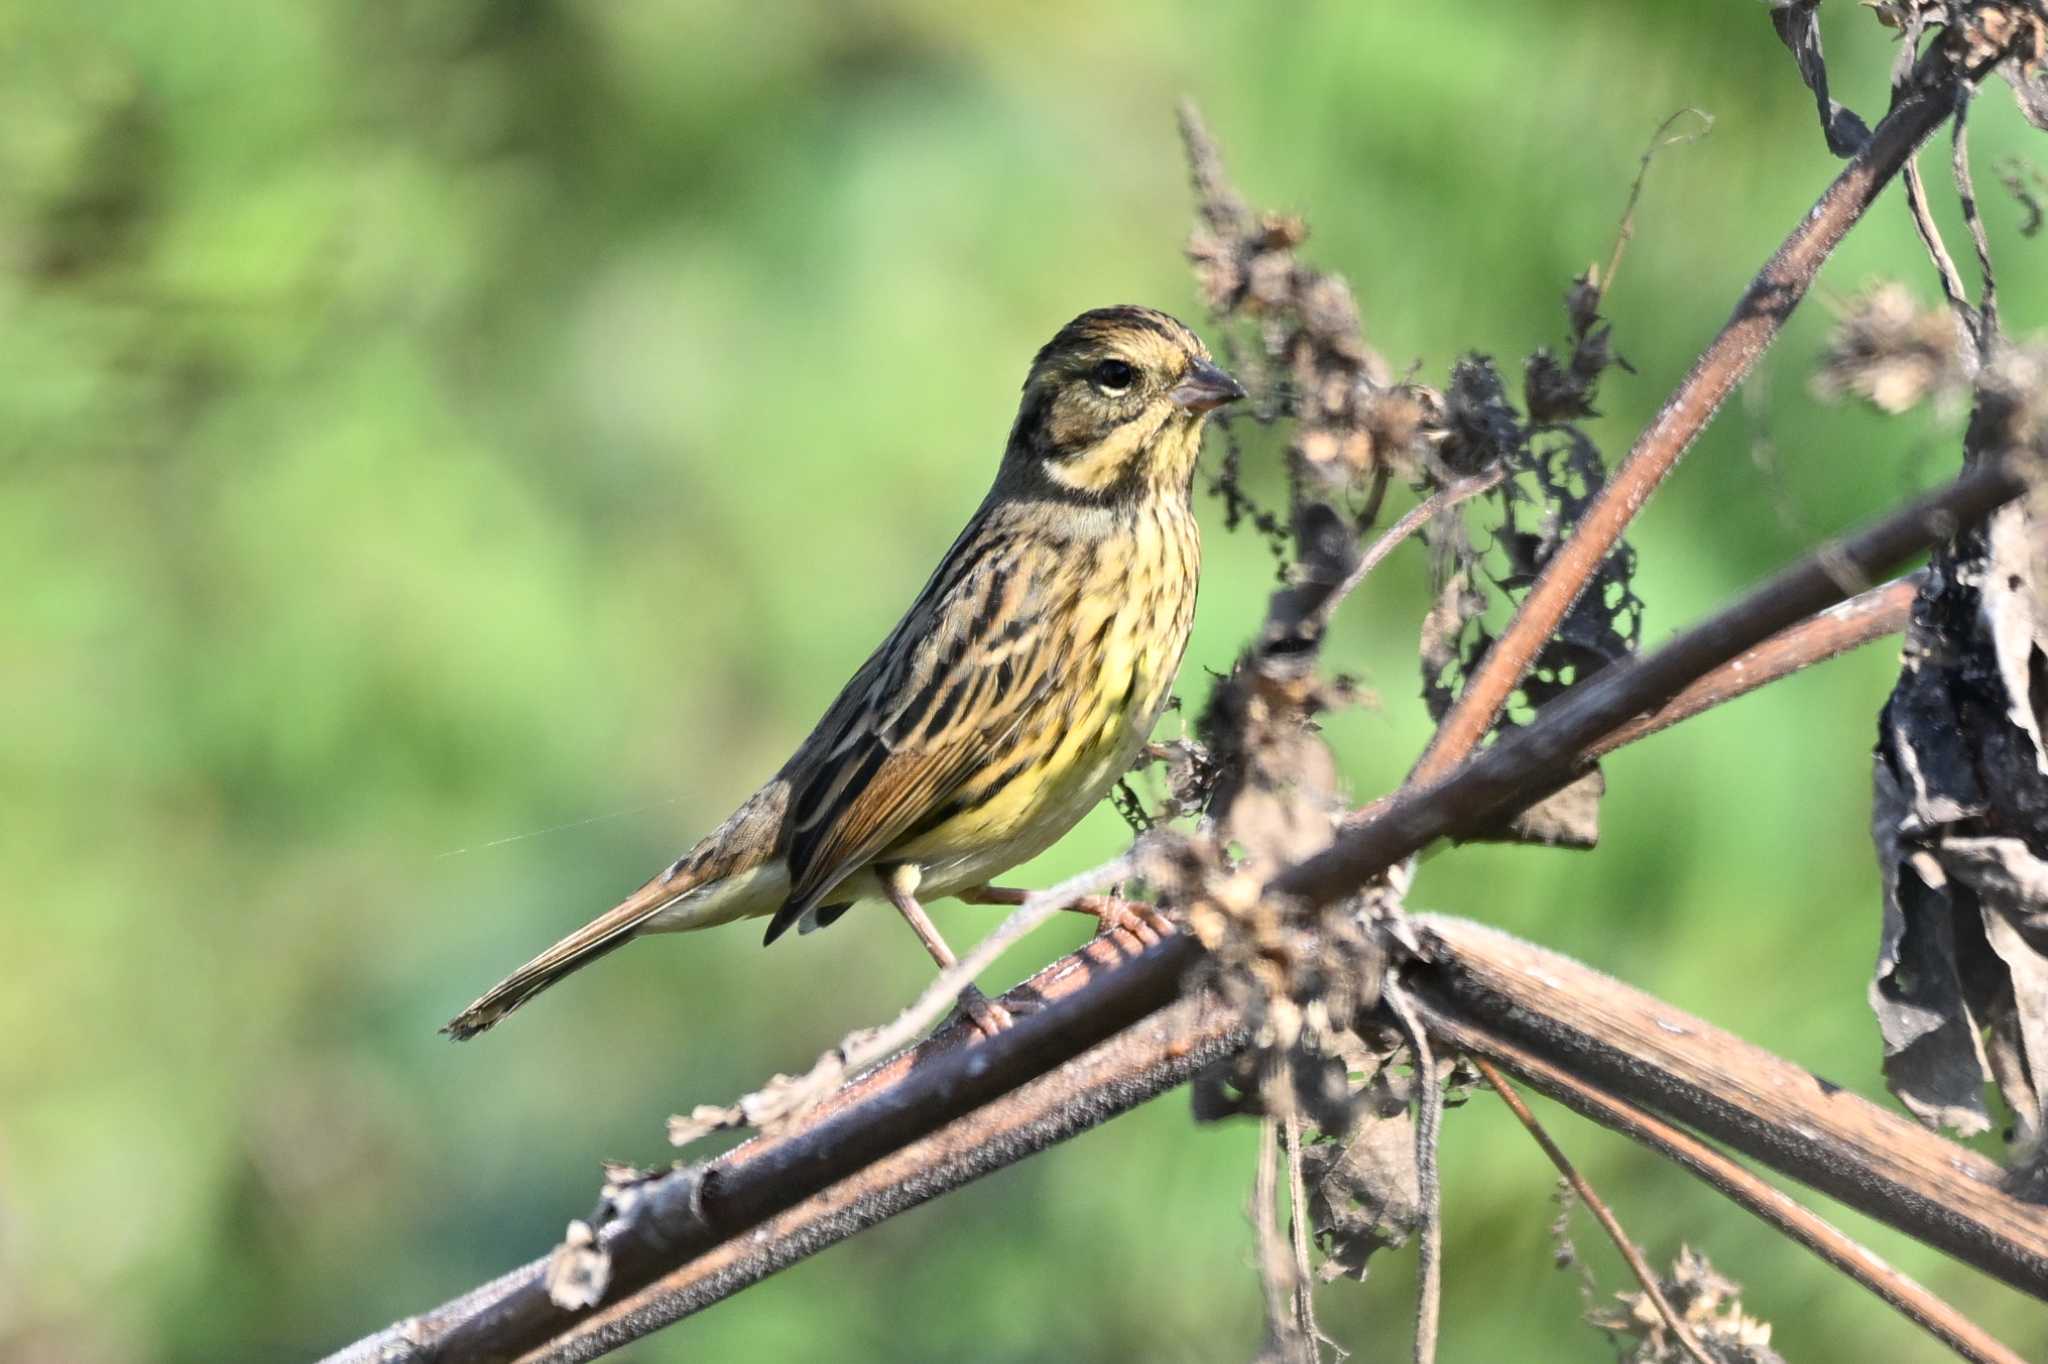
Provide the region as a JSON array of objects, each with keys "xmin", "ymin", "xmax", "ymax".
[{"xmin": 772, "ymin": 522, "xmax": 1057, "ymax": 931}]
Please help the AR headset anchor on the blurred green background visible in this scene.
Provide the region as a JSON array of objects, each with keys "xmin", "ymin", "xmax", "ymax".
[{"xmin": 5, "ymin": 2, "xmax": 2044, "ymax": 1360}]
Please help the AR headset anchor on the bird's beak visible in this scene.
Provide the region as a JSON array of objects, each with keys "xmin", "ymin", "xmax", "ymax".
[{"xmin": 1169, "ymin": 361, "xmax": 1247, "ymax": 414}]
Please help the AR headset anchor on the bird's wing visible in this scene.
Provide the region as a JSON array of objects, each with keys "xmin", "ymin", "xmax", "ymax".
[{"xmin": 771, "ymin": 518, "xmax": 1062, "ymax": 935}]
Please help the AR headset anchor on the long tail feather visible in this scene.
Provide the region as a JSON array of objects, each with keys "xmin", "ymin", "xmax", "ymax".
[{"xmin": 443, "ymin": 870, "xmax": 702, "ymax": 1040}]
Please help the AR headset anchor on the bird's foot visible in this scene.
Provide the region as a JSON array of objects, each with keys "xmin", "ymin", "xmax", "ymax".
[
  {"xmin": 953, "ymin": 983, "xmax": 1015, "ymax": 1039},
  {"xmin": 1075, "ymin": 895, "xmax": 1176, "ymax": 947}
]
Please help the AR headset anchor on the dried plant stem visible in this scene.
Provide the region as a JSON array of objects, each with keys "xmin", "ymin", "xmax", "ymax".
[
  {"xmin": 1469, "ymin": 1057, "xmax": 1714, "ymax": 1364},
  {"xmin": 1601, "ymin": 107, "xmax": 1715, "ymax": 301},
  {"xmin": 1587, "ymin": 571, "xmax": 1920, "ymax": 759},
  {"xmin": 1345, "ymin": 570, "xmax": 1921, "ymax": 832},
  {"xmin": 1953, "ymin": 90, "xmax": 1996, "ymax": 346},
  {"xmin": 666, "ymin": 852, "xmax": 1142, "ymax": 1144},
  {"xmin": 328, "ymin": 930, "xmax": 1212, "ymax": 1364},
  {"xmin": 528, "ymin": 987, "xmax": 1246, "ymax": 1364},
  {"xmin": 1254, "ymin": 1116, "xmax": 1297, "ymax": 1360},
  {"xmin": 1281, "ymin": 1112, "xmax": 1325, "ymax": 1357},
  {"xmin": 1412, "ymin": 49, "xmax": 1960, "ymax": 785},
  {"xmin": 1384, "ymin": 979, "xmax": 1443, "ymax": 1364},
  {"xmin": 1310, "ymin": 467, "xmax": 1506, "ymax": 634},
  {"xmin": 1436, "ymin": 1001, "xmax": 2029, "ymax": 1364},
  {"xmin": 1905, "ymin": 153, "xmax": 1976, "ymax": 336}
]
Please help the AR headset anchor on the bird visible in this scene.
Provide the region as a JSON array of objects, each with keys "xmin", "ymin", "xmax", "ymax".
[{"xmin": 444, "ymin": 306, "xmax": 1244, "ymax": 1040}]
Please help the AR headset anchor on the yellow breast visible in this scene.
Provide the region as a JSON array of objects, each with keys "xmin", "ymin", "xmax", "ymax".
[{"xmin": 897, "ymin": 500, "xmax": 1198, "ymax": 879}]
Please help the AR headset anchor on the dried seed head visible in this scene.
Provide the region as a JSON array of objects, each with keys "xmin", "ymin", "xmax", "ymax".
[{"xmin": 1811, "ymin": 280, "xmax": 1967, "ymax": 414}]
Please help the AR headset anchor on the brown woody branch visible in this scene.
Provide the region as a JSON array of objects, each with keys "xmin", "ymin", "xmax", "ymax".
[
  {"xmin": 1410, "ymin": 916, "xmax": 2044, "ymax": 1355},
  {"xmin": 324, "ymin": 926, "xmax": 1209, "ymax": 1364},
  {"xmin": 529, "ymin": 986, "xmax": 1244, "ymax": 1364},
  {"xmin": 1586, "ymin": 570, "xmax": 1921, "ymax": 759},
  {"xmin": 1271, "ymin": 459, "xmax": 2023, "ymax": 909},
  {"xmin": 1411, "ymin": 40, "xmax": 1961, "ymax": 784}
]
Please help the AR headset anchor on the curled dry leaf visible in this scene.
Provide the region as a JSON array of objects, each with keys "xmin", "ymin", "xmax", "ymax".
[
  {"xmin": 1770, "ymin": 0, "xmax": 1873, "ymax": 157},
  {"xmin": 1871, "ymin": 344, "xmax": 2048, "ymax": 1159},
  {"xmin": 1301, "ymin": 1098, "xmax": 1423, "ymax": 1283}
]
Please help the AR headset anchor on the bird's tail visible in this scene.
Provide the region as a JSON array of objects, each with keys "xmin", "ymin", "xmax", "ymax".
[{"xmin": 443, "ymin": 866, "xmax": 710, "ymax": 1040}]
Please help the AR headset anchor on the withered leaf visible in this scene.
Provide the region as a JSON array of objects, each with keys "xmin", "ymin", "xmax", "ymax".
[
  {"xmin": 1499, "ymin": 767, "xmax": 1606, "ymax": 849},
  {"xmin": 1870, "ymin": 361, "xmax": 2048, "ymax": 1157},
  {"xmin": 1768, "ymin": 0, "xmax": 1872, "ymax": 157},
  {"xmin": 1300, "ymin": 1109, "xmax": 1422, "ymax": 1282}
]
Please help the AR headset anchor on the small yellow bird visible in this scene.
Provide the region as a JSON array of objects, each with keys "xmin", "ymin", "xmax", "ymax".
[{"xmin": 445, "ymin": 307, "xmax": 1243, "ymax": 1040}]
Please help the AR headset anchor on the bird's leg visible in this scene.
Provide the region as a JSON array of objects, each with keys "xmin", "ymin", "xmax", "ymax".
[
  {"xmin": 881, "ymin": 865, "xmax": 1012, "ymax": 1039},
  {"xmin": 959, "ymin": 884, "xmax": 1176, "ymax": 946}
]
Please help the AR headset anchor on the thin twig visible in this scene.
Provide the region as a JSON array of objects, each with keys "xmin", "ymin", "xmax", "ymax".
[
  {"xmin": 1282, "ymin": 1111, "xmax": 1326, "ymax": 1356},
  {"xmin": 1255, "ymin": 1114, "xmax": 1294, "ymax": 1358},
  {"xmin": 1470, "ymin": 1056, "xmax": 1714, "ymax": 1364},
  {"xmin": 817, "ymin": 852, "xmax": 1138, "ymax": 1083},
  {"xmin": 1601, "ymin": 107, "xmax": 1715, "ymax": 303},
  {"xmin": 668, "ymin": 853, "xmax": 1139, "ymax": 1145},
  {"xmin": 1384, "ymin": 979, "xmax": 1442, "ymax": 1364},
  {"xmin": 1309, "ymin": 467, "xmax": 1506, "ymax": 635},
  {"xmin": 1905, "ymin": 153, "xmax": 1977, "ymax": 336},
  {"xmin": 1587, "ymin": 571, "xmax": 1920, "ymax": 758},
  {"xmin": 1411, "ymin": 46, "xmax": 1960, "ymax": 785},
  {"xmin": 1424, "ymin": 981, "xmax": 2030, "ymax": 1364},
  {"xmin": 1953, "ymin": 88, "xmax": 1998, "ymax": 350}
]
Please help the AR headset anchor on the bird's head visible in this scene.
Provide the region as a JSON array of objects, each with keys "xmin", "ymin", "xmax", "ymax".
[{"xmin": 1004, "ymin": 305, "xmax": 1244, "ymax": 504}]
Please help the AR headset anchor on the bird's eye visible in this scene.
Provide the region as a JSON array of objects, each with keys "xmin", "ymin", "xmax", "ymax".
[{"xmin": 1091, "ymin": 358, "xmax": 1137, "ymax": 393}]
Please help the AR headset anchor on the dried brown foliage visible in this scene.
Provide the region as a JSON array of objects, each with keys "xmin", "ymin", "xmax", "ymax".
[{"xmin": 1873, "ymin": 343, "xmax": 2048, "ymax": 1174}]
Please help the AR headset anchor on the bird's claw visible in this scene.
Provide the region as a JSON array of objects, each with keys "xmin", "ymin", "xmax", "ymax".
[
  {"xmin": 1078, "ymin": 895, "xmax": 1176, "ymax": 947},
  {"xmin": 955, "ymin": 984, "xmax": 1014, "ymax": 1039}
]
